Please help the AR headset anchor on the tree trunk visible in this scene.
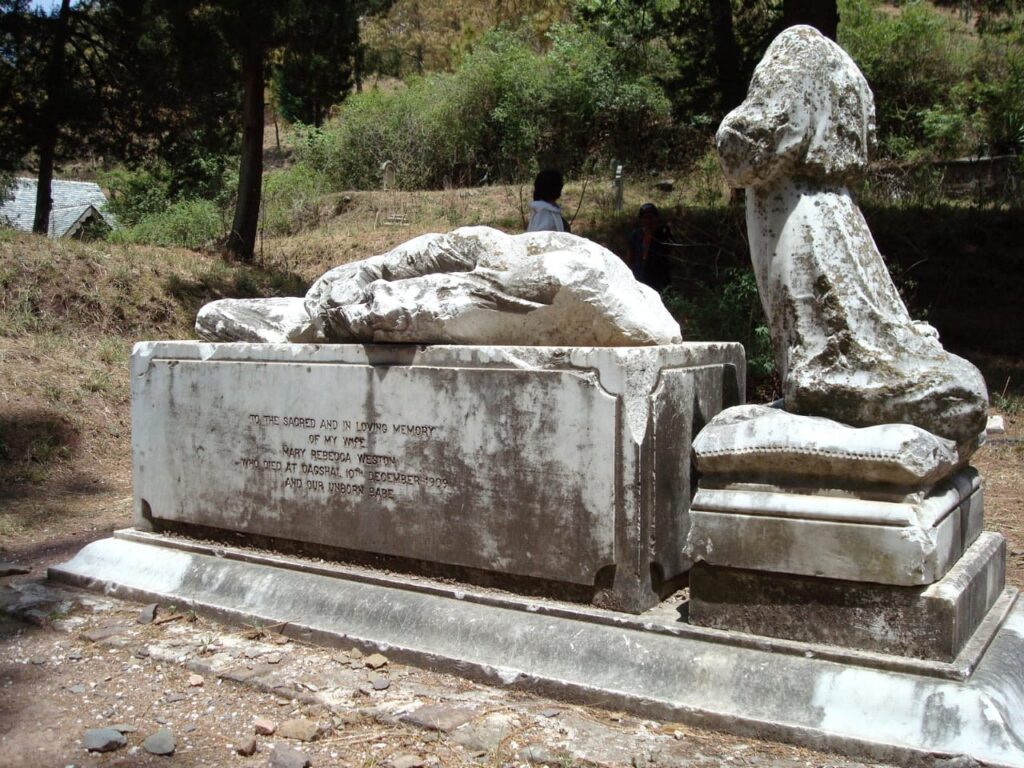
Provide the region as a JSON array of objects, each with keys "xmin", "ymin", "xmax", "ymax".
[
  {"xmin": 227, "ymin": 42, "xmax": 265, "ymax": 261},
  {"xmin": 33, "ymin": 0, "xmax": 72, "ymax": 235},
  {"xmin": 708, "ymin": 0, "xmax": 745, "ymax": 112},
  {"xmin": 783, "ymin": 0, "xmax": 838, "ymax": 40}
]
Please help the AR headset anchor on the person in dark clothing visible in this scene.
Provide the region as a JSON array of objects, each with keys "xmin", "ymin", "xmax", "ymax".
[{"xmin": 626, "ymin": 203, "xmax": 673, "ymax": 291}]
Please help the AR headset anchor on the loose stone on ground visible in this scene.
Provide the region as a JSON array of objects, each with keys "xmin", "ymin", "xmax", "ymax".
[
  {"xmin": 83, "ymin": 727, "xmax": 126, "ymax": 752},
  {"xmin": 269, "ymin": 743, "xmax": 312, "ymax": 768},
  {"xmin": 142, "ymin": 727, "xmax": 176, "ymax": 755}
]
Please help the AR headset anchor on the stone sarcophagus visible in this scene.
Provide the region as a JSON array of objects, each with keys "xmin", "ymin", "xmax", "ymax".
[{"xmin": 131, "ymin": 340, "xmax": 744, "ymax": 612}]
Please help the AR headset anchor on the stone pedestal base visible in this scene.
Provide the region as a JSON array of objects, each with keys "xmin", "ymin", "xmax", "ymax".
[
  {"xmin": 686, "ymin": 468, "xmax": 983, "ymax": 586},
  {"xmin": 690, "ymin": 531, "xmax": 1007, "ymax": 661},
  {"xmin": 48, "ymin": 531, "xmax": 1024, "ymax": 767}
]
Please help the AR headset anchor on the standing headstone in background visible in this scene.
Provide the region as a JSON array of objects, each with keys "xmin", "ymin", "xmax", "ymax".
[{"xmin": 380, "ymin": 160, "xmax": 397, "ymax": 191}]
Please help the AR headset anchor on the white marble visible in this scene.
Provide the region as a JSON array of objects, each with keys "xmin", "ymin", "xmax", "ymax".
[
  {"xmin": 195, "ymin": 297, "xmax": 320, "ymax": 343},
  {"xmin": 130, "ymin": 340, "xmax": 744, "ymax": 612},
  {"xmin": 716, "ymin": 26, "xmax": 988, "ymax": 448},
  {"xmin": 195, "ymin": 227, "xmax": 681, "ymax": 348},
  {"xmin": 693, "ymin": 404, "xmax": 959, "ymax": 490},
  {"xmin": 685, "ymin": 468, "xmax": 982, "ymax": 585},
  {"xmin": 303, "ymin": 227, "xmax": 682, "ymax": 346}
]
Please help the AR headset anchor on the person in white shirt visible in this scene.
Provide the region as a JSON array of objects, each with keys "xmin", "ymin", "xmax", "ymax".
[{"xmin": 527, "ymin": 169, "xmax": 569, "ymax": 233}]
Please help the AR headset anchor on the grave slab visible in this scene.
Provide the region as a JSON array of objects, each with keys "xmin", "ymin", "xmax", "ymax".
[
  {"xmin": 131, "ymin": 341, "xmax": 744, "ymax": 612},
  {"xmin": 50, "ymin": 533, "xmax": 1024, "ymax": 768},
  {"xmin": 689, "ymin": 531, "xmax": 1007, "ymax": 660}
]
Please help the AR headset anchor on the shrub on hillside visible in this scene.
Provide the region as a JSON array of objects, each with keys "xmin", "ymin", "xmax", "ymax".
[
  {"xmin": 260, "ymin": 164, "xmax": 329, "ymax": 236},
  {"xmin": 840, "ymin": 0, "xmax": 1024, "ymax": 160},
  {"xmin": 297, "ymin": 26, "xmax": 672, "ymax": 189},
  {"xmin": 109, "ymin": 199, "xmax": 223, "ymax": 249}
]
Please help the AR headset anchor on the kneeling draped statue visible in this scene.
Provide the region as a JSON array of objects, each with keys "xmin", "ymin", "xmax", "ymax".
[
  {"xmin": 196, "ymin": 227, "xmax": 682, "ymax": 348},
  {"xmin": 715, "ymin": 25, "xmax": 987, "ymax": 453}
]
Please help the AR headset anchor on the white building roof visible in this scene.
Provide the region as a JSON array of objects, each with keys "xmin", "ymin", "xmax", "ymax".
[{"xmin": 0, "ymin": 177, "xmax": 116, "ymax": 237}]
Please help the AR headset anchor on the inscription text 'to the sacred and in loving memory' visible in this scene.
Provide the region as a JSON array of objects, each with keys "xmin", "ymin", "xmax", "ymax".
[{"xmin": 238, "ymin": 414, "xmax": 451, "ymax": 498}]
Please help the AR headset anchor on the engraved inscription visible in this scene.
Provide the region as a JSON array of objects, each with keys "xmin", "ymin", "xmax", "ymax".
[{"xmin": 238, "ymin": 413, "xmax": 450, "ymax": 499}]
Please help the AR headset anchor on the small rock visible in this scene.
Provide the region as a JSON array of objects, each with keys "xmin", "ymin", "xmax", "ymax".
[
  {"xmin": 987, "ymin": 415, "xmax": 1007, "ymax": 435},
  {"xmin": 654, "ymin": 178, "xmax": 675, "ymax": 192},
  {"xmin": 254, "ymin": 717, "xmax": 277, "ymax": 735},
  {"xmin": 450, "ymin": 713, "xmax": 516, "ymax": 753},
  {"xmin": 348, "ymin": 647, "xmax": 363, "ymax": 659},
  {"xmin": 401, "ymin": 705, "xmax": 476, "ymax": 733},
  {"xmin": 516, "ymin": 744, "xmax": 565, "ymax": 764},
  {"xmin": 539, "ymin": 708, "xmax": 560, "ymax": 718},
  {"xmin": 137, "ymin": 604, "xmax": 158, "ymax": 624},
  {"xmin": 67, "ymin": 650, "xmax": 83, "ymax": 661},
  {"xmin": 278, "ymin": 718, "xmax": 319, "ymax": 742},
  {"xmin": 244, "ymin": 648, "xmax": 262, "ymax": 659},
  {"xmin": 266, "ymin": 652, "xmax": 283, "ymax": 664},
  {"xmin": 0, "ymin": 562, "xmax": 30, "ymax": 576},
  {"xmin": 83, "ymin": 727, "xmax": 127, "ymax": 752},
  {"xmin": 236, "ymin": 736, "xmax": 258, "ymax": 756},
  {"xmin": 69, "ymin": 684, "xmax": 86, "ymax": 695},
  {"xmin": 270, "ymin": 633, "xmax": 290, "ymax": 645},
  {"xmin": 29, "ymin": 656, "xmax": 47, "ymax": 665},
  {"xmin": 388, "ymin": 755, "xmax": 425, "ymax": 768},
  {"xmin": 81, "ymin": 625, "xmax": 125, "ymax": 643},
  {"xmin": 371, "ymin": 675, "xmax": 390, "ymax": 691},
  {"xmin": 363, "ymin": 653, "xmax": 388, "ymax": 670},
  {"xmin": 269, "ymin": 744, "xmax": 312, "ymax": 768},
  {"xmin": 109, "ymin": 723, "xmax": 137, "ymax": 734},
  {"xmin": 143, "ymin": 728, "xmax": 176, "ymax": 756},
  {"xmin": 164, "ymin": 692, "xmax": 186, "ymax": 703},
  {"xmin": 187, "ymin": 674, "xmax": 204, "ymax": 687}
]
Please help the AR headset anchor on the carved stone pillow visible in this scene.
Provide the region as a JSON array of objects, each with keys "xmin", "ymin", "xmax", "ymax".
[{"xmin": 693, "ymin": 404, "xmax": 959, "ymax": 490}]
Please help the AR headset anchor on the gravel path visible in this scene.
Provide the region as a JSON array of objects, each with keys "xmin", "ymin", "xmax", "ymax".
[{"xmin": 0, "ymin": 577, "xmax": 892, "ymax": 768}]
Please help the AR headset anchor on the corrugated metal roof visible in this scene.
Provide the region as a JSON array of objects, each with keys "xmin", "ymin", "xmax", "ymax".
[{"xmin": 0, "ymin": 177, "xmax": 116, "ymax": 237}]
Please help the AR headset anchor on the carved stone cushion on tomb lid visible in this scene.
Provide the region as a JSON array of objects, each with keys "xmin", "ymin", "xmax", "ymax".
[{"xmin": 693, "ymin": 404, "xmax": 959, "ymax": 492}]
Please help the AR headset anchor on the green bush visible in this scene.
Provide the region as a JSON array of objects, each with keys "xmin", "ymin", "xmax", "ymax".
[
  {"xmin": 297, "ymin": 25, "xmax": 673, "ymax": 190},
  {"xmin": 840, "ymin": 0, "xmax": 1024, "ymax": 160},
  {"xmin": 662, "ymin": 269, "xmax": 778, "ymax": 400},
  {"xmin": 101, "ymin": 166, "xmax": 175, "ymax": 228},
  {"xmin": 110, "ymin": 198, "xmax": 223, "ymax": 249},
  {"xmin": 260, "ymin": 164, "xmax": 329, "ymax": 237}
]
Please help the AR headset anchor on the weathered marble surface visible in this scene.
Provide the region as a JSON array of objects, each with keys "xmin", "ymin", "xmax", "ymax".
[
  {"xmin": 689, "ymin": 531, "xmax": 1008, "ymax": 661},
  {"xmin": 52, "ymin": 533, "xmax": 1024, "ymax": 768},
  {"xmin": 685, "ymin": 467, "xmax": 983, "ymax": 585},
  {"xmin": 303, "ymin": 227, "xmax": 681, "ymax": 346},
  {"xmin": 195, "ymin": 297, "xmax": 321, "ymax": 344},
  {"xmin": 195, "ymin": 227, "xmax": 681, "ymax": 348},
  {"xmin": 716, "ymin": 25, "xmax": 987, "ymax": 447},
  {"xmin": 693, "ymin": 404, "xmax": 958, "ymax": 490},
  {"xmin": 130, "ymin": 340, "xmax": 744, "ymax": 612}
]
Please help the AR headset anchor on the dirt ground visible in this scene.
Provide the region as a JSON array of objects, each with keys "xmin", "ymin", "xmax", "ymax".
[{"xmin": 0, "ymin": 409, "xmax": 1020, "ymax": 768}]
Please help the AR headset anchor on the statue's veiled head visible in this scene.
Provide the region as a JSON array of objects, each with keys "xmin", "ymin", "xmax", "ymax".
[{"xmin": 716, "ymin": 25, "xmax": 877, "ymax": 188}]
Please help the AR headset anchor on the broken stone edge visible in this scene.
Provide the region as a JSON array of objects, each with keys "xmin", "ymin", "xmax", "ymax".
[{"xmin": 49, "ymin": 533, "xmax": 1024, "ymax": 768}]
